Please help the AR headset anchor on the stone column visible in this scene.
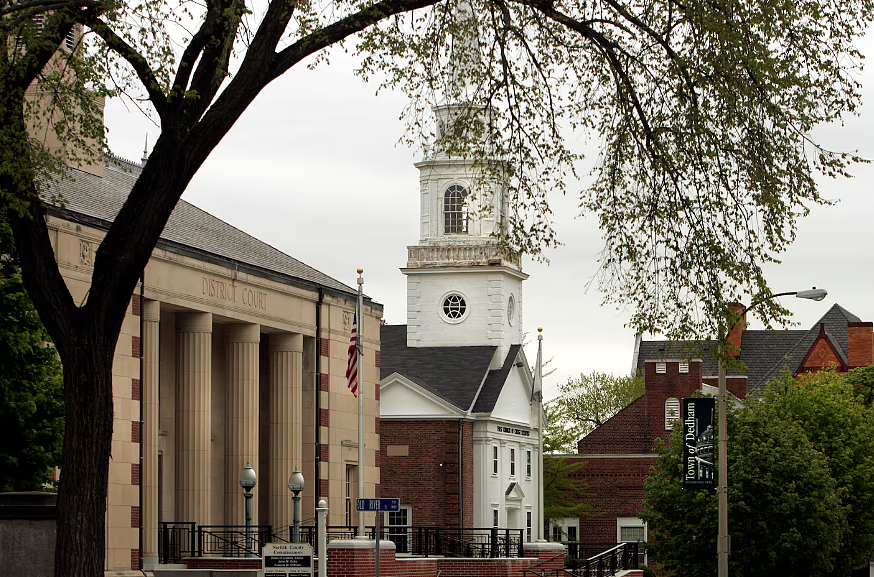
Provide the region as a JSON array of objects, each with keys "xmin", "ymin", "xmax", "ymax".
[
  {"xmin": 269, "ymin": 333, "xmax": 304, "ymax": 531},
  {"xmin": 224, "ymin": 323, "xmax": 261, "ymax": 526},
  {"xmin": 141, "ymin": 300, "xmax": 160, "ymax": 568},
  {"xmin": 175, "ymin": 312, "xmax": 213, "ymax": 526}
]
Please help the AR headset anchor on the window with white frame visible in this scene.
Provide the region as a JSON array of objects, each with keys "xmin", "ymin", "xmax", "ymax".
[
  {"xmin": 444, "ymin": 184, "xmax": 469, "ymax": 234},
  {"xmin": 679, "ymin": 362, "xmax": 689, "ymax": 373},
  {"xmin": 509, "ymin": 448, "xmax": 516, "ymax": 477},
  {"xmin": 493, "ymin": 509, "xmax": 499, "ymax": 528},
  {"xmin": 656, "ymin": 362, "xmax": 667, "ymax": 374},
  {"xmin": 526, "ymin": 511, "xmax": 532, "ymax": 542},
  {"xmin": 665, "ymin": 397, "xmax": 680, "ymax": 430},
  {"xmin": 492, "ymin": 446, "xmax": 498, "ymax": 475},
  {"xmin": 526, "ymin": 450, "xmax": 532, "ymax": 478}
]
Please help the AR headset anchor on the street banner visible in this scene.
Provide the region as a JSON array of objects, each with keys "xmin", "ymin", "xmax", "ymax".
[{"xmin": 682, "ymin": 397, "xmax": 715, "ymax": 490}]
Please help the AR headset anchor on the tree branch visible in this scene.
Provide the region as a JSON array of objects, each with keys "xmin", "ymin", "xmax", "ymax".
[{"xmin": 84, "ymin": 15, "xmax": 168, "ymax": 118}]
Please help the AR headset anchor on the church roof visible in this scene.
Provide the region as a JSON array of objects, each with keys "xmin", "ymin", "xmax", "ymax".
[
  {"xmin": 44, "ymin": 156, "xmax": 359, "ymax": 297},
  {"xmin": 634, "ymin": 304, "xmax": 866, "ymax": 392},
  {"xmin": 380, "ymin": 324, "xmax": 516, "ymax": 413}
]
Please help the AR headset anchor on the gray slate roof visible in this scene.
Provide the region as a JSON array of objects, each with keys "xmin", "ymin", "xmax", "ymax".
[
  {"xmin": 380, "ymin": 324, "xmax": 517, "ymax": 413},
  {"xmin": 635, "ymin": 304, "xmax": 864, "ymax": 391},
  {"xmin": 46, "ymin": 156, "xmax": 357, "ymax": 296}
]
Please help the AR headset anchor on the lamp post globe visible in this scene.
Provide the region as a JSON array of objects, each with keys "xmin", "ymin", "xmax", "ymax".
[
  {"xmin": 288, "ymin": 467, "xmax": 305, "ymax": 543},
  {"xmin": 240, "ymin": 462, "xmax": 256, "ymax": 557}
]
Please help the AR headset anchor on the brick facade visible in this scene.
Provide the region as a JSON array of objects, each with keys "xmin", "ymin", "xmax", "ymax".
[{"xmin": 380, "ymin": 419, "xmax": 474, "ymax": 528}]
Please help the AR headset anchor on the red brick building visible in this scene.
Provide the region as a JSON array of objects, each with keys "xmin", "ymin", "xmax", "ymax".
[{"xmin": 559, "ymin": 304, "xmax": 873, "ymax": 547}]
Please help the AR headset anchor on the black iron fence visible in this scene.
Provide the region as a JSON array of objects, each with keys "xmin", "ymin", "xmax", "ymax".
[
  {"xmin": 565, "ymin": 542, "xmax": 639, "ymax": 577},
  {"xmin": 198, "ymin": 525, "xmax": 274, "ymax": 557},
  {"xmin": 158, "ymin": 522, "xmax": 196, "ymax": 564},
  {"xmin": 157, "ymin": 522, "xmax": 525, "ymax": 562}
]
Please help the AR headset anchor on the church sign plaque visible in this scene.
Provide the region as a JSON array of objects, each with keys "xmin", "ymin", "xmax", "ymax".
[{"xmin": 682, "ymin": 397, "xmax": 715, "ymax": 490}]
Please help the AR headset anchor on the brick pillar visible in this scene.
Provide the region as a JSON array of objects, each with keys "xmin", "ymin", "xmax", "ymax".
[
  {"xmin": 175, "ymin": 312, "xmax": 213, "ymax": 526},
  {"xmin": 224, "ymin": 323, "xmax": 261, "ymax": 526},
  {"xmin": 327, "ymin": 539, "xmax": 396, "ymax": 577},
  {"xmin": 141, "ymin": 300, "xmax": 160, "ymax": 568},
  {"xmin": 523, "ymin": 542, "xmax": 567, "ymax": 572}
]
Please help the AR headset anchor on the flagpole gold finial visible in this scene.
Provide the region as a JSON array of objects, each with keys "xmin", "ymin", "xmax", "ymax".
[
  {"xmin": 357, "ymin": 267, "xmax": 363, "ymax": 274},
  {"xmin": 537, "ymin": 327, "xmax": 543, "ymax": 333}
]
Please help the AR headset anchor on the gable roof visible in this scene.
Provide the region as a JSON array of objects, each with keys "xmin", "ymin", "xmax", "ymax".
[
  {"xmin": 634, "ymin": 304, "xmax": 866, "ymax": 392},
  {"xmin": 380, "ymin": 325, "xmax": 520, "ymax": 413},
  {"xmin": 45, "ymin": 157, "xmax": 359, "ymax": 297}
]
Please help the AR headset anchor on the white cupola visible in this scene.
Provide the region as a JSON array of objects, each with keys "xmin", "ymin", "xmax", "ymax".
[{"xmin": 401, "ymin": 1, "xmax": 527, "ymax": 366}]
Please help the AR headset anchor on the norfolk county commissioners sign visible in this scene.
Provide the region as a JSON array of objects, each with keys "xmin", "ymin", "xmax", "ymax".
[
  {"xmin": 682, "ymin": 397, "xmax": 716, "ymax": 490},
  {"xmin": 262, "ymin": 542, "xmax": 313, "ymax": 577}
]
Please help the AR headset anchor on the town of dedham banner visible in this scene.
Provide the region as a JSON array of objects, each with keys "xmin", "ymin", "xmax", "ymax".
[{"xmin": 682, "ymin": 397, "xmax": 716, "ymax": 490}]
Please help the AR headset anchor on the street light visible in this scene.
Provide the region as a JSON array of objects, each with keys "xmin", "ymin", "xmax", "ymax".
[
  {"xmin": 288, "ymin": 467, "xmax": 305, "ymax": 543},
  {"xmin": 717, "ymin": 287, "xmax": 827, "ymax": 577},
  {"xmin": 239, "ymin": 462, "xmax": 257, "ymax": 557}
]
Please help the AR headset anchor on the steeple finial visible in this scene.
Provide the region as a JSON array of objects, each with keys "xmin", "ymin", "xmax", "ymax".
[{"xmin": 141, "ymin": 134, "xmax": 149, "ymax": 166}]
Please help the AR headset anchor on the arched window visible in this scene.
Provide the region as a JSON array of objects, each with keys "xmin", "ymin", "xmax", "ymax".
[
  {"xmin": 444, "ymin": 184, "xmax": 469, "ymax": 234},
  {"xmin": 665, "ymin": 397, "xmax": 680, "ymax": 430}
]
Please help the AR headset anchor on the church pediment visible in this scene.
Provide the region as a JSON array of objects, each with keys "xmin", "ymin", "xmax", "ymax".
[
  {"xmin": 505, "ymin": 482, "xmax": 525, "ymax": 501},
  {"xmin": 379, "ymin": 373, "xmax": 466, "ymax": 418}
]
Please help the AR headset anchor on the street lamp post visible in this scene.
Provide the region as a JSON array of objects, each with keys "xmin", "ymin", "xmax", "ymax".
[
  {"xmin": 717, "ymin": 288, "xmax": 827, "ymax": 577},
  {"xmin": 239, "ymin": 462, "xmax": 257, "ymax": 558},
  {"xmin": 288, "ymin": 467, "xmax": 305, "ymax": 543}
]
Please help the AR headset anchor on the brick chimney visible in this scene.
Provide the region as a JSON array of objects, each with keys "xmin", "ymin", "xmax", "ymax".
[
  {"xmin": 727, "ymin": 302, "xmax": 747, "ymax": 358},
  {"xmin": 847, "ymin": 322, "xmax": 874, "ymax": 368}
]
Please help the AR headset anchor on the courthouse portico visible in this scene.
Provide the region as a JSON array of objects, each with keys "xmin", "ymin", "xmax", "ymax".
[{"xmin": 47, "ymin": 155, "xmax": 382, "ymax": 572}]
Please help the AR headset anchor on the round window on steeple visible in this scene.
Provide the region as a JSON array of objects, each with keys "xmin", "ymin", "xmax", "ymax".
[
  {"xmin": 440, "ymin": 291, "xmax": 469, "ymax": 324},
  {"xmin": 508, "ymin": 294, "xmax": 515, "ymax": 326}
]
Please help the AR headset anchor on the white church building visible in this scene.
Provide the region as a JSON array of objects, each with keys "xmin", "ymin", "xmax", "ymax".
[{"xmin": 377, "ymin": 45, "xmax": 545, "ymax": 538}]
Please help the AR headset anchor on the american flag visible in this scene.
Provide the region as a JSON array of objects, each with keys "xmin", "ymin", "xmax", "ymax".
[{"xmin": 346, "ymin": 310, "xmax": 359, "ymax": 397}]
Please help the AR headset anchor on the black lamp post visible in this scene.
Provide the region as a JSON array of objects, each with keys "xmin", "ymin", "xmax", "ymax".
[
  {"xmin": 288, "ymin": 467, "xmax": 305, "ymax": 543},
  {"xmin": 239, "ymin": 462, "xmax": 257, "ymax": 557},
  {"xmin": 717, "ymin": 288, "xmax": 827, "ymax": 577}
]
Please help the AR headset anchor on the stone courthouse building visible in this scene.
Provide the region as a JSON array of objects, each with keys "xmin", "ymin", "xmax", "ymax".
[{"xmin": 45, "ymin": 154, "xmax": 382, "ymax": 572}]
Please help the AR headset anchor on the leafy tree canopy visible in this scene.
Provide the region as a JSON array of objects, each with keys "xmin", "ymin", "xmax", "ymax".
[
  {"xmin": 543, "ymin": 456, "xmax": 598, "ymax": 536},
  {"xmin": 1, "ymin": 0, "xmax": 872, "ymax": 572},
  {"xmin": 546, "ymin": 371, "xmax": 644, "ymax": 452},
  {"xmin": 642, "ymin": 371, "xmax": 874, "ymax": 577},
  {"xmin": 0, "ymin": 220, "xmax": 64, "ymax": 492}
]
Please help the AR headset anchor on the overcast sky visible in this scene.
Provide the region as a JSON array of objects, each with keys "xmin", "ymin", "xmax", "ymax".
[{"xmin": 104, "ymin": 28, "xmax": 874, "ymax": 403}]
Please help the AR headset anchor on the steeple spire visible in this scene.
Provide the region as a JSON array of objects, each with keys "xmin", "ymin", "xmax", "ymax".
[
  {"xmin": 141, "ymin": 133, "xmax": 149, "ymax": 166},
  {"xmin": 447, "ymin": 0, "xmax": 483, "ymax": 103}
]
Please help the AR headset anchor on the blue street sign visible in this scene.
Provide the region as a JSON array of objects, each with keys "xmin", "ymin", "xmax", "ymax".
[{"xmin": 356, "ymin": 498, "xmax": 400, "ymax": 512}]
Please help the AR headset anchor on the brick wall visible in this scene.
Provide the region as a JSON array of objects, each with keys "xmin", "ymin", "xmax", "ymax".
[
  {"xmin": 326, "ymin": 540, "xmax": 565, "ymax": 577},
  {"xmin": 380, "ymin": 419, "xmax": 473, "ymax": 527},
  {"xmin": 848, "ymin": 322, "xmax": 874, "ymax": 368},
  {"xmin": 565, "ymin": 455, "xmax": 654, "ymax": 542}
]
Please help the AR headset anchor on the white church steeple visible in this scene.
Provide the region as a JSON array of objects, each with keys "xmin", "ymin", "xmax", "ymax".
[{"xmin": 402, "ymin": 2, "xmax": 527, "ymax": 365}]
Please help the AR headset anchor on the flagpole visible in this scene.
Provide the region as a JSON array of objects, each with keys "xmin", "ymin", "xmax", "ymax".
[
  {"xmin": 357, "ymin": 268, "xmax": 366, "ymax": 539},
  {"xmin": 536, "ymin": 328, "xmax": 545, "ymax": 542}
]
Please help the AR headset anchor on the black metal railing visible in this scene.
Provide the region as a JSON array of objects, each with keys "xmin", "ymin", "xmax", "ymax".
[
  {"xmin": 565, "ymin": 542, "xmax": 639, "ymax": 577},
  {"xmin": 369, "ymin": 526, "xmax": 524, "ymax": 558},
  {"xmin": 158, "ymin": 521, "xmax": 196, "ymax": 564},
  {"xmin": 563, "ymin": 541, "xmax": 644, "ymax": 569},
  {"xmin": 158, "ymin": 522, "xmax": 526, "ymax": 560},
  {"xmin": 198, "ymin": 525, "xmax": 274, "ymax": 557}
]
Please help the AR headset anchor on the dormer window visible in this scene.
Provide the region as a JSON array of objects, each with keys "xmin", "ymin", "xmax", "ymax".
[{"xmin": 444, "ymin": 184, "xmax": 468, "ymax": 234}]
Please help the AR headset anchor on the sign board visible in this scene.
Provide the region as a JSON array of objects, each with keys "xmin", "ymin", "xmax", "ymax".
[
  {"xmin": 356, "ymin": 498, "xmax": 399, "ymax": 512},
  {"xmin": 262, "ymin": 542, "xmax": 313, "ymax": 577},
  {"xmin": 682, "ymin": 397, "xmax": 716, "ymax": 490}
]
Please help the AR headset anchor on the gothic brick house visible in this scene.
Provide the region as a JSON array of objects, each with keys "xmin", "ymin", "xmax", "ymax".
[{"xmin": 555, "ymin": 304, "xmax": 873, "ymax": 548}]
